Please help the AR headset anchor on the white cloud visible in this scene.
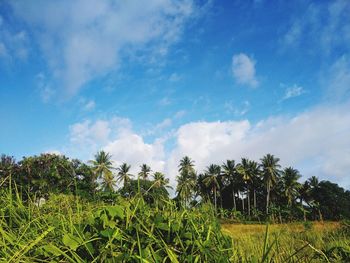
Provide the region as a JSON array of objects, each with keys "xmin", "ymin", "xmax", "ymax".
[
  {"xmin": 165, "ymin": 102, "xmax": 350, "ymax": 188},
  {"xmin": 104, "ymin": 134, "xmax": 165, "ymax": 175},
  {"xmin": 10, "ymin": 0, "xmax": 196, "ymax": 96},
  {"xmin": 61, "ymin": 101, "xmax": 350, "ymax": 190},
  {"xmin": 282, "ymin": 84, "xmax": 305, "ymax": 101},
  {"xmin": 67, "ymin": 116, "xmax": 164, "ymax": 176},
  {"xmin": 231, "ymin": 53, "xmax": 258, "ymax": 87}
]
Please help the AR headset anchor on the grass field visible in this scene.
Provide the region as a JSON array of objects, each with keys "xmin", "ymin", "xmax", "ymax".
[
  {"xmin": 222, "ymin": 221, "xmax": 350, "ymax": 262},
  {"xmin": 1, "ymin": 186, "xmax": 349, "ymax": 262}
]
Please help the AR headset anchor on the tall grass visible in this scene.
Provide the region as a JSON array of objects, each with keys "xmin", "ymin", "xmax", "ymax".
[
  {"xmin": 0, "ymin": 187, "xmax": 233, "ymax": 262},
  {"xmin": 1, "ymin": 183, "xmax": 349, "ymax": 262}
]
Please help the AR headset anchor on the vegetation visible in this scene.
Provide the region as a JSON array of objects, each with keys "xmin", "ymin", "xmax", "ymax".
[{"xmin": 1, "ymin": 152, "xmax": 350, "ymax": 262}]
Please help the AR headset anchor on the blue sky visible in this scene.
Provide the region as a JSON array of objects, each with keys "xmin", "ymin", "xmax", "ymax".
[{"xmin": 1, "ymin": 0, "xmax": 350, "ymax": 188}]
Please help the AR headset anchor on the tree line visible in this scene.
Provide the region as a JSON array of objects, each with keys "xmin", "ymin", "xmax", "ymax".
[{"xmin": 1, "ymin": 151, "xmax": 350, "ymax": 221}]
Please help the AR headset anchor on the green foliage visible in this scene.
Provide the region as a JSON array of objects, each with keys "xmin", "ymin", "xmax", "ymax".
[{"xmin": 0, "ymin": 189, "xmax": 233, "ymax": 262}]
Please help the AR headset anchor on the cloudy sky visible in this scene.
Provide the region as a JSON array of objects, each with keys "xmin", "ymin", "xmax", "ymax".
[{"xmin": 1, "ymin": 0, "xmax": 350, "ymax": 189}]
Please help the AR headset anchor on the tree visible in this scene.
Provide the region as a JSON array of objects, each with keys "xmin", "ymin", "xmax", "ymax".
[
  {"xmin": 221, "ymin": 160, "xmax": 238, "ymax": 211},
  {"xmin": 237, "ymin": 158, "xmax": 250, "ymax": 215},
  {"xmin": 281, "ymin": 167, "xmax": 301, "ymax": 207},
  {"xmin": 260, "ymin": 154, "xmax": 281, "ymax": 215},
  {"xmin": 236, "ymin": 158, "xmax": 259, "ymax": 217},
  {"xmin": 116, "ymin": 163, "xmax": 133, "ymax": 188},
  {"xmin": 138, "ymin": 164, "xmax": 151, "ymax": 180},
  {"xmin": 176, "ymin": 156, "xmax": 196, "ymax": 206},
  {"xmin": 89, "ymin": 151, "xmax": 114, "ymax": 192},
  {"xmin": 203, "ymin": 164, "xmax": 221, "ymax": 211},
  {"xmin": 119, "ymin": 178, "xmax": 169, "ymax": 205},
  {"xmin": 153, "ymin": 172, "xmax": 172, "ymax": 190},
  {"xmin": 248, "ymin": 160, "xmax": 260, "ymax": 210}
]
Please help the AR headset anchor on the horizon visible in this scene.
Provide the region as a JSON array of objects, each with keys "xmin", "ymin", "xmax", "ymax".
[{"xmin": 1, "ymin": 0, "xmax": 350, "ymax": 190}]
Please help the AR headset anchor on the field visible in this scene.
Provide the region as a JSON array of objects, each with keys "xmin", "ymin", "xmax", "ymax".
[
  {"xmin": 1, "ymin": 187, "xmax": 349, "ymax": 262},
  {"xmin": 222, "ymin": 221, "xmax": 350, "ymax": 262}
]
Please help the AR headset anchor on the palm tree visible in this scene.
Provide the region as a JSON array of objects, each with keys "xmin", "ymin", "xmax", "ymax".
[
  {"xmin": 221, "ymin": 160, "xmax": 238, "ymax": 211},
  {"xmin": 308, "ymin": 176, "xmax": 319, "ymax": 190},
  {"xmin": 282, "ymin": 167, "xmax": 301, "ymax": 207},
  {"xmin": 248, "ymin": 160, "xmax": 260, "ymax": 210},
  {"xmin": 307, "ymin": 176, "xmax": 323, "ymax": 221},
  {"xmin": 176, "ymin": 156, "xmax": 196, "ymax": 206},
  {"xmin": 138, "ymin": 164, "xmax": 151, "ymax": 180},
  {"xmin": 237, "ymin": 158, "xmax": 257, "ymax": 217},
  {"xmin": 260, "ymin": 154, "xmax": 281, "ymax": 215},
  {"xmin": 89, "ymin": 151, "xmax": 114, "ymax": 192},
  {"xmin": 116, "ymin": 163, "xmax": 132, "ymax": 188},
  {"xmin": 176, "ymin": 174, "xmax": 196, "ymax": 206},
  {"xmin": 299, "ymin": 181, "xmax": 311, "ymax": 221},
  {"xmin": 178, "ymin": 156, "xmax": 195, "ymax": 175},
  {"xmin": 100, "ymin": 170, "xmax": 116, "ymax": 192},
  {"xmin": 203, "ymin": 164, "xmax": 221, "ymax": 211},
  {"xmin": 153, "ymin": 172, "xmax": 172, "ymax": 190}
]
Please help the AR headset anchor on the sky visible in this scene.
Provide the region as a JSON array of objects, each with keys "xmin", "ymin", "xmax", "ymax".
[{"xmin": 1, "ymin": 0, "xmax": 350, "ymax": 189}]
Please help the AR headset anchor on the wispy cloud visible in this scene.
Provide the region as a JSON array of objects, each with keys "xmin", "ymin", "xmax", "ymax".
[
  {"xmin": 0, "ymin": 15, "xmax": 29, "ymax": 61},
  {"xmin": 281, "ymin": 84, "xmax": 305, "ymax": 101},
  {"xmin": 281, "ymin": 0, "xmax": 350, "ymax": 54},
  {"xmin": 323, "ymin": 55, "xmax": 350, "ymax": 100},
  {"xmin": 9, "ymin": 0, "xmax": 197, "ymax": 97},
  {"xmin": 225, "ymin": 100, "xmax": 250, "ymax": 116},
  {"xmin": 231, "ymin": 53, "xmax": 258, "ymax": 87}
]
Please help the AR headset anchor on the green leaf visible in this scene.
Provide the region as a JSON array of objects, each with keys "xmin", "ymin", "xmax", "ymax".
[
  {"xmin": 106, "ymin": 205, "xmax": 124, "ymax": 219},
  {"xmin": 100, "ymin": 228, "xmax": 114, "ymax": 238},
  {"xmin": 62, "ymin": 233, "xmax": 81, "ymax": 251}
]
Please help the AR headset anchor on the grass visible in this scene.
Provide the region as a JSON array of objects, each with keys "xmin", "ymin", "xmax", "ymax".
[
  {"xmin": 222, "ymin": 221, "xmax": 350, "ymax": 262},
  {"xmin": 221, "ymin": 221, "xmax": 340, "ymax": 236},
  {"xmin": 1, "ymin": 186, "xmax": 349, "ymax": 262},
  {"xmin": 0, "ymin": 189, "xmax": 233, "ymax": 262}
]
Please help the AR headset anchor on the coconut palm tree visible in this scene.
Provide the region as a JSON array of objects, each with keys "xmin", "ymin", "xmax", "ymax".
[
  {"xmin": 153, "ymin": 172, "xmax": 172, "ymax": 190},
  {"xmin": 203, "ymin": 164, "xmax": 221, "ymax": 211},
  {"xmin": 116, "ymin": 163, "xmax": 132, "ymax": 188},
  {"xmin": 281, "ymin": 167, "xmax": 301, "ymax": 207},
  {"xmin": 176, "ymin": 174, "xmax": 196, "ymax": 206},
  {"xmin": 138, "ymin": 164, "xmax": 151, "ymax": 180},
  {"xmin": 178, "ymin": 156, "xmax": 195, "ymax": 175},
  {"xmin": 248, "ymin": 160, "xmax": 260, "ymax": 210},
  {"xmin": 89, "ymin": 151, "xmax": 114, "ymax": 192},
  {"xmin": 237, "ymin": 158, "xmax": 254, "ymax": 216},
  {"xmin": 260, "ymin": 154, "xmax": 281, "ymax": 215},
  {"xmin": 100, "ymin": 170, "xmax": 116, "ymax": 192},
  {"xmin": 176, "ymin": 156, "xmax": 196, "ymax": 206},
  {"xmin": 307, "ymin": 176, "xmax": 323, "ymax": 221},
  {"xmin": 221, "ymin": 160, "xmax": 238, "ymax": 210}
]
